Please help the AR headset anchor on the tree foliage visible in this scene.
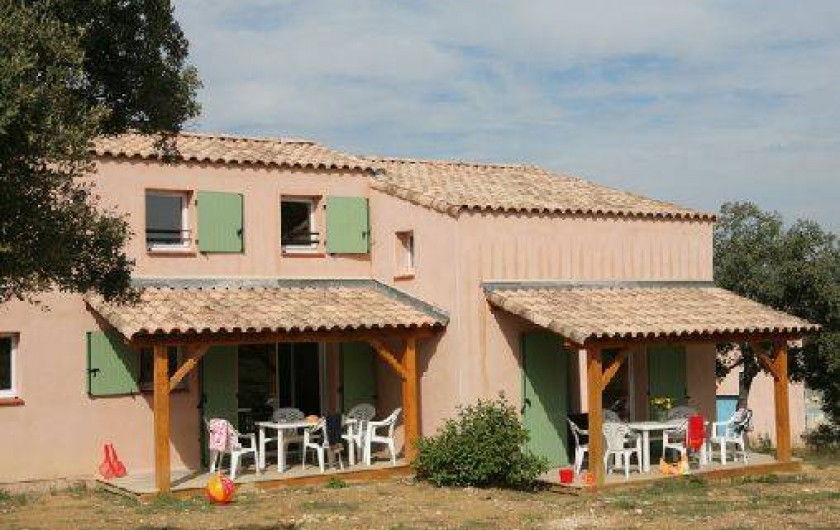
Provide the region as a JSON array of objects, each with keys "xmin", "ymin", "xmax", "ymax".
[
  {"xmin": 714, "ymin": 202, "xmax": 840, "ymax": 428},
  {"xmin": 0, "ymin": 1, "xmax": 200, "ymax": 302}
]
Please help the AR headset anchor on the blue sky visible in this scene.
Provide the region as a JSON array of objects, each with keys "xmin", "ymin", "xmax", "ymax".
[{"xmin": 174, "ymin": 1, "xmax": 840, "ymax": 231}]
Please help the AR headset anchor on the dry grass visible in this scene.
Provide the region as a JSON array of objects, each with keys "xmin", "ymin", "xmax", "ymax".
[{"xmin": 1, "ymin": 458, "xmax": 837, "ymax": 530}]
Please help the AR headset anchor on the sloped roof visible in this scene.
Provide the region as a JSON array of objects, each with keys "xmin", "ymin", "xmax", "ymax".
[
  {"xmin": 86, "ymin": 278, "xmax": 448, "ymax": 340},
  {"xmin": 369, "ymin": 158, "xmax": 712, "ymax": 220},
  {"xmin": 91, "ymin": 132, "xmax": 713, "ymax": 221},
  {"xmin": 93, "ymin": 132, "xmax": 374, "ymax": 171},
  {"xmin": 484, "ymin": 281, "xmax": 820, "ymax": 344}
]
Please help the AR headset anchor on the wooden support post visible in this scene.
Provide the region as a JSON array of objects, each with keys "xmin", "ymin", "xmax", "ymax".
[
  {"xmin": 586, "ymin": 346, "xmax": 605, "ymax": 487},
  {"xmin": 153, "ymin": 344, "xmax": 171, "ymax": 494},
  {"xmin": 401, "ymin": 336, "xmax": 420, "ymax": 461},
  {"xmin": 773, "ymin": 342, "xmax": 792, "ymax": 462},
  {"xmin": 169, "ymin": 344, "xmax": 209, "ymax": 391},
  {"xmin": 601, "ymin": 348, "xmax": 629, "ymax": 389}
]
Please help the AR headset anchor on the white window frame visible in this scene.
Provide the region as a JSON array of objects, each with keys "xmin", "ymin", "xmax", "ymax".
[
  {"xmin": 280, "ymin": 197, "xmax": 318, "ymax": 252},
  {"xmin": 145, "ymin": 190, "xmax": 191, "ymax": 251},
  {"xmin": 0, "ymin": 333, "xmax": 19, "ymax": 398},
  {"xmin": 396, "ymin": 230, "xmax": 415, "ymax": 276}
]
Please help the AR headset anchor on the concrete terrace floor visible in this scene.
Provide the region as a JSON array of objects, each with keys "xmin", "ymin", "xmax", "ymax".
[
  {"xmin": 540, "ymin": 451, "xmax": 799, "ymax": 490},
  {"xmin": 101, "ymin": 458, "xmax": 410, "ymax": 496}
]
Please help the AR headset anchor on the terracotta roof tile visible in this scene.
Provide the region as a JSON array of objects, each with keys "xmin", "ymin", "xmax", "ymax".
[
  {"xmin": 91, "ymin": 132, "xmax": 713, "ymax": 220},
  {"xmin": 484, "ymin": 281, "xmax": 820, "ymax": 344},
  {"xmin": 93, "ymin": 132, "xmax": 374, "ymax": 171},
  {"xmin": 369, "ymin": 158, "xmax": 713, "ymax": 220},
  {"xmin": 87, "ymin": 279, "xmax": 448, "ymax": 340}
]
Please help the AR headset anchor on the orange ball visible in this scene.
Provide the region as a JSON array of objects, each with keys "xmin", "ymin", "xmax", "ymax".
[{"xmin": 205, "ymin": 474, "xmax": 236, "ymax": 504}]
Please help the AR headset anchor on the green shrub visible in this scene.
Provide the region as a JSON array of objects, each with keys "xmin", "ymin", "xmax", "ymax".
[
  {"xmin": 414, "ymin": 395, "xmax": 548, "ymax": 489},
  {"xmin": 802, "ymin": 423, "xmax": 840, "ymax": 452}
]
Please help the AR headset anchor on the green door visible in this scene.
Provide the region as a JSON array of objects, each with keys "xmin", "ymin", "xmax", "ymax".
[
  {"xmin": 340, "ymin": 342, "xmax": 377, "ymax": 411},
  {"xmin": 521, "ymin": 332, "xmax": 569, "ymax": 467},
  {"xmin": 201, "ymin": 345, "xmax": 238, "ymax": 464},
  {"xmin": 647, "ymin": 345, "xmax": 688, "ymax": 415}
]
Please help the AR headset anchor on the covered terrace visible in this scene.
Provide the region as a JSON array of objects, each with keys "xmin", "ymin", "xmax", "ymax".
[
  {"xmin": 484, "ymin": 280, "xmax": 821, "ymax": 488},
  {"xmin": 87, "ymin": 278, "xmax": 448, "ymax": 495}
]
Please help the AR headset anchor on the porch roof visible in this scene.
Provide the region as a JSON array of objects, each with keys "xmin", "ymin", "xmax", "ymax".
[
  {"xmin": 483, "ymin": 281, "xmax": 820, "ymax": 345},
  {"xmin": 86, "ymin": 278, "xmax": 448, "ymax": 341}
]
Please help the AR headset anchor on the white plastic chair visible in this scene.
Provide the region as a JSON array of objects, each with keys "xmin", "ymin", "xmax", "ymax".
[
  {"xmin": 663, "ymin": 419, "xmax": 688, "ymax": 461},
  {"xmin": 342, "ymin": 403, "xmax": 376, "ymax": 464},
  {"xmin": 206, "ymin": 418, "xmax": 260, "ymax": 480},
  {"xmin": 709, "ymin": 408, "xmax": 752, "ymax": 465},
  {"xmin": 364, "ymin": 407, "xmax": 402, "ymax": 466},
  {"xmin": 603, "ymin": 422, "xmax": 642, "ymax": 480},
  {"xmin": 566, "ymin": 417, "xmax": 589, "ymax": 475},
  {"xmin": 302, "ymin": 418, "xmax": 344, "ymax": 473},
  {"xmin": 603, "ymin": 409, "xmax": 621, "ymax": 422},
  {"xmin": 259, "ymin": 406, "xmax": 305, "ymax": 469}
]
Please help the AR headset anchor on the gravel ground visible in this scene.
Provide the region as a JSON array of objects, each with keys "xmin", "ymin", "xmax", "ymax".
[{"xmin": 1, "ymin": 458, "xmax": 837, "ymax": 530}]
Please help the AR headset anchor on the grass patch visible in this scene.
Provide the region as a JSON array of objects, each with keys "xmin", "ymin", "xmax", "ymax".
[
  {"xmin": 300, "ymin": 500, "xmax": 360, "ymax": 513},
  {"xmin": 325, "ymin": 477, "xmax": 348, "ymax": 489},
  {"xmin": 136, "ymin": 494, "xmax": 214, "ymax": 514},
  {"xmin": 736, "ymin": 473, "xmax": 814, "ymax": 485},
  {"xmin": 0, "ymin": 489, "xmax": 28, "ymax": 506},
  {"xmin": 457, "ymin": 519, "xmax": 498, "ymax": 530}
]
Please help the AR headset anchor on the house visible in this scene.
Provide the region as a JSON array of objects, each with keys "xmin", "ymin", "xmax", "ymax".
[{"xmin": 0, "ymin": 132, "xmax": 819, "ymax": 492}]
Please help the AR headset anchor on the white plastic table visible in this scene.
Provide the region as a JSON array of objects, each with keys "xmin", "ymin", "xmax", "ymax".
[
  {"xmin": 256, "ymin": 417, "xmax": 361, "ymax": 472},
  {"xmin": 256, "ymin": 419, "xmax": 316, "ymax": 473},
  {"xmin": 626, "ymin": 420, "xmax": 682, "ymax": 473}
]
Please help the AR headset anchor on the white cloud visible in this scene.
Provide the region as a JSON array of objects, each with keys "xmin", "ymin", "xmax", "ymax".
[{"xmin": 174, "ymin": 0, "xmax": 840, "ymax": 230}]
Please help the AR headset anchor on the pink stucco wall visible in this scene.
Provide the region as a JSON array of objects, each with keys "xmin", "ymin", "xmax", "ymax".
[
  {"xmin": 717, "ymin": 368, "xmax": 807, "ymax": 448},
  {"xmin": 1, "ymin": 156, "xmax": 722, "ymax": 484},
  {"xmin": 0, "ymin": 293, "xmax": 200, "ymax": 484}
]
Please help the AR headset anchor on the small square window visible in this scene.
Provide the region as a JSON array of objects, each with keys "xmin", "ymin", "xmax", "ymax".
[
  {"xmin": 396, "ymin": 231, "xmax": 415, "ymax": 276},
  {"xmin": 146, "ymin": 191, "xmax": 191, "ymax": 250},
  {"xmin": 281, "ymin": 197, "xmax": 319, "ymax": 251},
  {"xmin": 138, "ymin": 346, "xmax": 185, "ymax": 391},
  {"xmin": 0, "ymin": 334, "xmax": 19, "ymax": 398}
]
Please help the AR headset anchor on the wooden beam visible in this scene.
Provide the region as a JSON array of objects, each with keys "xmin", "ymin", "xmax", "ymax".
[
  {"xmin": 168, "ymin": 344, "xmax": 210, "ymax": 392},
  {"xmin": 586, "ymin": 347, "xmax": 605, "ymax": 487},
  {"xmin": 752, "ymin": 343, "xmax": 780, "ymax": 381},
  {"xmin": 367, "ymin": 338, "xmax": 408, "ymax": 380},
  {"xmin": 600, "ymin": 349, "xmax": 629, "ymax": 390},
  {"xmin": 401, "ymin": 336, "xmax": 420, "ymax": 461},
  {"xmin": 153, "ymin": 344, "xmax": 171, "ymax": 494},
  {"xmin": 131, "ymin": 327, "xmax": 439, "ymax": 348},
  {"xmin": 773, "ymin": 342, "xmax": 792, "ymax": 462}
]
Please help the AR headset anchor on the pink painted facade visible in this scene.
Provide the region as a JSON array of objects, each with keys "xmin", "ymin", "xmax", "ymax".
[
  {"xmin": 1, "ymin": 146, "xmax": 730, "ymax": 485},
  {"xmin": 717, "ymin": 369, "xmax": 808, "ymax": 447}
]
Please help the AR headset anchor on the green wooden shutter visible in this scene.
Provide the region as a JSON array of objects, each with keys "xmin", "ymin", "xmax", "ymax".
[
  {"xmin": 200, "ymin": 345, "xmax": 239, "ymax": 464},
  {"xmin": 340, "ymin": 342, "xmax": 377, "ymax": 411},
  {"xmin": 521, "ymin": 332, "xmax": 570, "ymax": 467},
  {"xmin": 647, "ymin": 344, "xmax": 688, "ymax": 416},
  {"xmin": 326, "ymin": 196, "xmax": 369, "ymax": 254},
  {"xmin": 197, "ymin": 191, "xmax": 244, "ymax": 253},
  {"xmin": 86, "ymin": 330, "xmax": 139, "ymax": 396}
]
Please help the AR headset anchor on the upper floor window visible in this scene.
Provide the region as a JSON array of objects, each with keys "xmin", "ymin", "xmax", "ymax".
[
  {"xmin": 146, "ymin": 191, "xmax": 191, "ymax": 250},
  {"xmin": 281, "ymin": 197, "xmax": 319, "ymax": 251},
  {"xmin": 0, "ymin": 334, "xmax": 18, "ymax": 398},
  {"xmin": 395, "ymin": 230, "xmax": 415, "ymax": 277}
]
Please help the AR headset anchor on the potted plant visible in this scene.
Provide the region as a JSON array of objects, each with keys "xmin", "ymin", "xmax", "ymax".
[{"xmin": 650, "ymin": 396, "xmax": 674, "ymax": 422}]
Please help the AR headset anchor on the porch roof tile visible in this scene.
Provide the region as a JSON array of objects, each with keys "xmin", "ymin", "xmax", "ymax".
[
  {"xmin": 87, "ymin": 278, "xmax": 448, "ymax": 340},
  {"xmin": 483, "ymin": 281, "xmax": 820, "ymax": 344}
]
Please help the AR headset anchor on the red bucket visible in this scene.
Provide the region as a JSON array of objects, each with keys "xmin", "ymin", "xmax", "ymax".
[{"xmin": 559, "ymin": 467, "xmax": 574, "ymax": 484}]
